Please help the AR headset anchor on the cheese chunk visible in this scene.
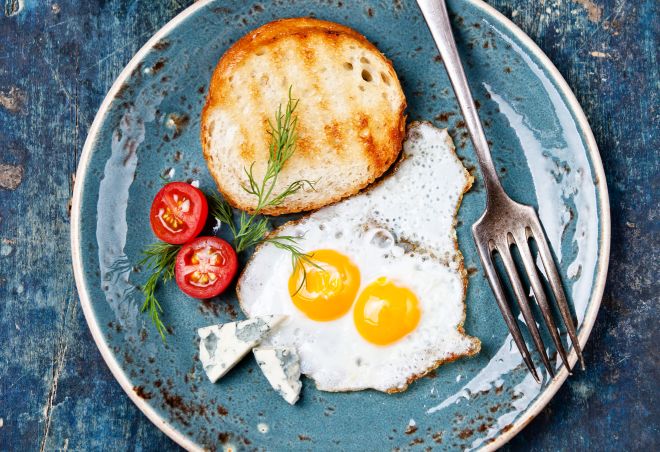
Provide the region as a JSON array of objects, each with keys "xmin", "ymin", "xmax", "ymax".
[
  {"xmin": 253, "ymin": 347, "xmax": 302, "ymax": 405},
  {"xmin": 198, "ymin": 316, "xmax": 286, "ymax": 383}
]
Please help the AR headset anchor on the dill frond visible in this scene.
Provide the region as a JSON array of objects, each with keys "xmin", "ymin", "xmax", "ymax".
[
  {"xmin": 208, "ymin": 193, "xmax": 237, "ymax": 237},
  {"xmin": 138, "ymin": 241, "xmax": 180, "ymax": 342},
  {"xmin": 234, "ymin": 215, "xmax": 269, "ymax": 252},
  {"xmin": 209, "ymin": 88, "xmax": 322, "ymax": 280},
  {"xmin": 264, "ymin": 235, "xmax": 322, "ymax": 296},
  {"xmin": 241, "ymin": 87, "xmax": 316, "ymax": 215}
]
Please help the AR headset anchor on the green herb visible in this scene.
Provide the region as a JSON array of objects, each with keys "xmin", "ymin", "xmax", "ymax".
[
  {"xmin": 138, "ymin": 241, "xmax": 180, "ymax": 342},
  {"xmin": 210, "ymin": 88, "xmax": 320, "ymax": 291},
  {"xmin": 264, "ymin": 235, "xmax": 321, "ymax": 295},
  {"xmin": 209, "ymin": 192, "xmax": 237, "ymax": 237},
  {"xmin": 231, "ymin": 88, "xmax": 315, "ymax": 252},
  {"xmin": 210, "ymin": 194, "xmax": 318, "ymax": 294},
  {"xmin": 241, "ymin": 89, "xmax": 314, "ymax": 211}
]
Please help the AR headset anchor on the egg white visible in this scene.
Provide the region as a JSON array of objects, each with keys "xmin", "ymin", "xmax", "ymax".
[{"xmin": 238, "ymin": 122, "xmax": 480, "ymax": 393}]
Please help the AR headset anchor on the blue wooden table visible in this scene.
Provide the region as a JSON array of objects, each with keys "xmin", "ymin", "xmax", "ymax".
[{"xmin": 0, "ymin": 0, "xmax": 657, "ymax": 450}]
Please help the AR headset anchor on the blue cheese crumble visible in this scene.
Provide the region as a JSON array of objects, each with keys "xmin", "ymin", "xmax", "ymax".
[
  {"xmin": 198, "ymin": 315, "xmax": 286, "ymax": 383},
  {"xmin": 253, "ymin": 347, "xmax": 302, "ymax": 405}
]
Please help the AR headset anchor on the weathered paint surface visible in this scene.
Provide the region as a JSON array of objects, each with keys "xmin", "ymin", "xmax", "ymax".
[{"xmin": 0, "ymin": 0, "xmax": 657, "ymax": 450}]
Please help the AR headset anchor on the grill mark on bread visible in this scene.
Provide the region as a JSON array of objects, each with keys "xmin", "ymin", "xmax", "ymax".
[
  {"xmin": 239, "ymin": 126, "xmax": 254, "ymax": 161},
  {"xmin": 324, "ymin": 121, "xmax": 345, "ymax": 150},
  {"xmin": 296, "ymin": 135, "xmax": 313, "ymax": 158},
  {"xmin": 300, "ymin": 38, "xmax": 317, "ymax": 67},
  {"xmin": 248, "ymin": 78, "xmax": 263, "ymax": 113},
  {"xmin": 321, "ymin": 35, "xmax": 349, "ymax": 137},
  {"xmin": 354, "ymin": 113, "xmax": 386, "ymax": 169},
  {"xmin": 362, "ymin": 133, "xmax": 380, "ymax": 169},
  {"xmin": 271, "ymin": 46, "xmax": 283, "ymax": 75}
]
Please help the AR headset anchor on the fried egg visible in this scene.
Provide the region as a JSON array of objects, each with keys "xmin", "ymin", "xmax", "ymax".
[{"xmin": 238, "ymin": 122, "xmax": 481, "ymax": 393}]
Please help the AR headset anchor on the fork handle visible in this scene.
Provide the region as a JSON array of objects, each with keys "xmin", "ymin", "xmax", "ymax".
[{"xmin": 416, "ymin": 0, "xmax": 504, "ymax": 197}]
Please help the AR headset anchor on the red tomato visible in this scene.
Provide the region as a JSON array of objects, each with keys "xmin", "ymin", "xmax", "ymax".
[
  {"xmin": 175, "ymin": 236, "xmax": 238, "ymax": 299},
  {"xmin": 149, "ymin": 182, "xmax": 208, "ymax": 244}
]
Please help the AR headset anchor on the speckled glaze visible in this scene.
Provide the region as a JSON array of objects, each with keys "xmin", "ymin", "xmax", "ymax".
[{"xmin": 70, "ymin": 0, "xmax": 609, "ymax": 450}]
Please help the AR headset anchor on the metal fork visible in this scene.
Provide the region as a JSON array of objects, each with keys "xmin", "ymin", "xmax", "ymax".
[{"xmin": 416, "ymin": 0, "xmax": 584, "ymax": 381}]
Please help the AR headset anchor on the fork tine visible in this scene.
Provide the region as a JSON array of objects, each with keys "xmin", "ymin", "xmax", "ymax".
[
  {"xmin": 474, "ymin": 237, "xmax": 541, "ymax": 383},
  {"xmin": 529, "ymin": 220, "xmax": 585, "ymax": 369},
  {"xmin": 496, "ymin": 237, "xmax": 555, "ymax": 378},
  {"xmin": 513, "ymin": 230, "xmax": 571, "ymax": 372}
]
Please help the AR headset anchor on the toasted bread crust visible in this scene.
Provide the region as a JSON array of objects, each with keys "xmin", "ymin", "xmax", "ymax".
[{"xmin": 201, "ymin": 18, "xmax": 407, "ymax": 215}]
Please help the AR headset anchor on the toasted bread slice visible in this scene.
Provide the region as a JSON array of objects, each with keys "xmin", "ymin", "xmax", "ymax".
[{"xmin": 201, "ymin": 18, "xmax": 406, "ymax": 215}]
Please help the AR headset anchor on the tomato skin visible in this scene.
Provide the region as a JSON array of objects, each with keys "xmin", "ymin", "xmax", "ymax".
[
  {"xmin": 175, "ymin": 236, "xmax": 238, "ymax": 299},
  {"xmin": 149, "ymin": 182, "xmax": 208, "ymax": 244}
]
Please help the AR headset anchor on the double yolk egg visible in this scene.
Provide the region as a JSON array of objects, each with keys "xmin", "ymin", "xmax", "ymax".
[{"xmin": 288, "ymin": 249, "xmax": 421, "ymax": 345}]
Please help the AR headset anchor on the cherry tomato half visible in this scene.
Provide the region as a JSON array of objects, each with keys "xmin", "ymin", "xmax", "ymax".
[
  {"xmin": 149, "ymin": 182, "xmax": 208, "ymax": 244},
  {"xmin": 175, "ymin": 236, "xmax": 238, "ymax": 299}
]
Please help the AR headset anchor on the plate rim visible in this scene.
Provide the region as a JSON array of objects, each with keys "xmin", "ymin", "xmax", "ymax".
[{"xmin": 70, "ymin": 1, "xmax": 611, "ymax": 450}]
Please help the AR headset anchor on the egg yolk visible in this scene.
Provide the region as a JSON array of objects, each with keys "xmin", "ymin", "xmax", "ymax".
[
  {"xmin": 288, "ymin": 249, "xmax": 361, "ymax": 321},
  {"xmin": 353, "ymin": 277, "xmax": 421, "ymax": 345}
]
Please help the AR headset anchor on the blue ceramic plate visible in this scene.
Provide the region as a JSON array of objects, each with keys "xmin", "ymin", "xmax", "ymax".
[{"xmin": 71, "ymin": 0, "xmax": 610, "ymax": 450}]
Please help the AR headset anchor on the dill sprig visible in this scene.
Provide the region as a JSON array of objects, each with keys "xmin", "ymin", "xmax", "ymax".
[
  {"xmin": 209, "ymin": 192, "xmax": 237, "ymax": 237},
  {"xmin": 138, "ymin": 241, "xmax": 180, "ymax": 342},
  {"xmin": 241, "ymin": 87, "xmax": 315, "ymax": 211},
  {"xmin": 210, "ymin": 192, "xmax": 319, "ymax": 293},
  {"xmin": 234, "ymin": 213, "xmax": 269, "ymax": 252},
  {"xmin": 212, "ymin": 88, "xmax": 315, "ymax": 252},
  {"xmin": 232, "ymin": 88, "xmax": 315, "ymax": 252},
  {"xmin": 264, "ymin": 235, "xmax": 322, "ymax": 295},
  {"xmin": 209, "ymin": 88, "xmax": 321, "ymax": 291}
]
